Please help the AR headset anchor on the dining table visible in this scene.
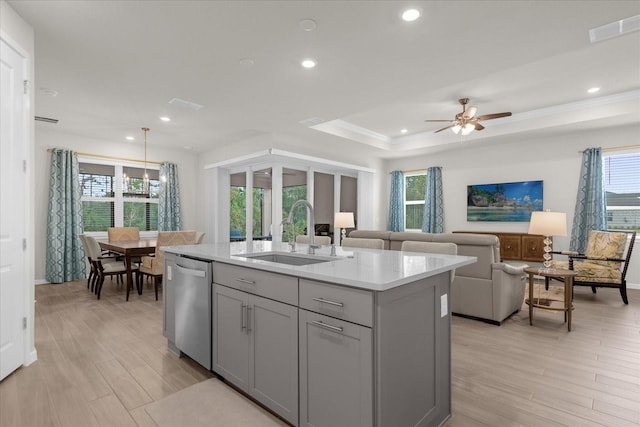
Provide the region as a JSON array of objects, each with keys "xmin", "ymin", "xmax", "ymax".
[{"xmin": 98, "ymin": 238, "xmax": 156, "ymax": 301}]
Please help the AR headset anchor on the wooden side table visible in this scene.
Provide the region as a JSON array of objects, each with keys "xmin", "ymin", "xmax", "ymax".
[{"xmin": 525, "ymin": 267, "xmax": 578, "ymax": 331}]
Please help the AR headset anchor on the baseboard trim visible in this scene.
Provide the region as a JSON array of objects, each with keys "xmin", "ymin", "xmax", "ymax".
[
  {"xmin": 24, "ymin": 349, "xmax": 37, "ymax": 367},
  {"xmin": 35, "ymin": 279, "xmax": 49, "ymax": 285},
  {"xmin": 628, "ymin": 283, "xmax": 639, "ymax": 290}
]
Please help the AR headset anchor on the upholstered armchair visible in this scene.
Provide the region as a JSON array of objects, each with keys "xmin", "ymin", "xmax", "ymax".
[
  {"xmin": 137, "ymin": 231, "xmax": 197, "ymax": 300},
  {"xmin": 548, "ymin": 230, "xmax": 636, "ymax": 304}
]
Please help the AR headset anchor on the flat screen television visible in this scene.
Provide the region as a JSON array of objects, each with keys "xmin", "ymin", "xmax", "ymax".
[{"xmin": 467, "ymin": 180, "xmax": 543, "ymax": 222}]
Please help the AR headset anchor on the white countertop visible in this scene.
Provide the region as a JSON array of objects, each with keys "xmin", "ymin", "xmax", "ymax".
[{"xmin": 163, "ymin": 241, "xmax": 476, "ymax": 292}]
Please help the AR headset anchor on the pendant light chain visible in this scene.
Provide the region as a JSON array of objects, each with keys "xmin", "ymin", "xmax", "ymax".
[{"xmin": 142, "ymin": 127, "xmax": 150, "ymax": 194}]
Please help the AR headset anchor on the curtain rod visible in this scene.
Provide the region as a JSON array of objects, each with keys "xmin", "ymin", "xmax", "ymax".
[
  {"xmin": 46, "ymin": 148, "xmax": 162, "ymax": 165},
  {"xmin": 579, "ymin": 144, "xmax": 640, "ymax": 153},
  {"xmin": 389, "ymin": 168, "xmax": 428, "ymax": 174}
]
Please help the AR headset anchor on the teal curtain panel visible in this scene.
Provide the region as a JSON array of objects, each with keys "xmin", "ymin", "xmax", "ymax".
[
  {"xmin": 45, "ymin": 149, "xmax": 85, "ymax": 283},
  {"xmin": 158, "ymin": 162, "xmax": 182, "ymax": 231},
  {"xmin": 570, "ymin": 147, "xmax": 607, "ymax": 252},
  {"xmin": 422, "ymin": 166, "xmax": 444, "ymax": 233},
  {"xmin": 388, "ymin": 170, "xmax": 405, "ymax": 232}
]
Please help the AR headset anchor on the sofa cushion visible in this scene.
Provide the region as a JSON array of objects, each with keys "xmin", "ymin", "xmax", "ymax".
[
  {"xmin": 433, "ymin": 233, "xmax": 500, "ymax": 280},
  {"xmin": 389, "ymin": 232, "xmax": 434, "ymax": 250},
  {"xmin": 348, "ymin": 230, "xmax": 391, "ymax": 249}
]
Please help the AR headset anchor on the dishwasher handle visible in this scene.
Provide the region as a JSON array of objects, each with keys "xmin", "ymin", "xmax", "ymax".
[{"xmin": 176, "ymin": 264, "xmax": 206, "ymax": 278}]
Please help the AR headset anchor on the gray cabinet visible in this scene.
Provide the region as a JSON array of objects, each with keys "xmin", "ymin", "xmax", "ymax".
[
  {"xmin": 212, "ymin": 283, "xmax": 298, "ymax": 425},
  {"xmin": 299, "ymin": 310, "xmax": 372, "ymax": 427},
  {"xmin": 300, "ymin": 275, "xmax": 451, "ymax": 427}
]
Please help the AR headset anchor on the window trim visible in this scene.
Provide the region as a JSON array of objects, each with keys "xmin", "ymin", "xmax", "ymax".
[
  {"xmin": 603, "ymin": 150, "xmax": 640, "ymax": 233},
  {"xmin": 404, "ymin": 172, "xmax": 427, "ymax": 232},
  {"xmin": 79, "ymin": 156, "xmax": 160, "ymax": 236}
]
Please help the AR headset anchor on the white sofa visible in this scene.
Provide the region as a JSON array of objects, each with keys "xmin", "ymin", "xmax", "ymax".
[{"xmin": 348, "ymin": 230, "xmax": 529, "ymax": 324}]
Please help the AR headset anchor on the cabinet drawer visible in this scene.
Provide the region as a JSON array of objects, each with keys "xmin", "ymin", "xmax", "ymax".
[
  {"xmin": 213, "ymin": 262, "xmax": 298, "ymax": 306},
  {"xmin": 300, "ymin": 279, "xmax": 373, "ymax": 327}
]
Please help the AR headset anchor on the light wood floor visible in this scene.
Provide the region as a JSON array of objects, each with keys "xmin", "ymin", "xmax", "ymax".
[{"xmin": 1, "ymin": 279, "xmax": 638, "ymax": 426}]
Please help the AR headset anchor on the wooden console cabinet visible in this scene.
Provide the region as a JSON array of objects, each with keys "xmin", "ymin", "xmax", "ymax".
[{"xmin": 453, "ymin": 231, "xmax": 546, "ymax": 263}]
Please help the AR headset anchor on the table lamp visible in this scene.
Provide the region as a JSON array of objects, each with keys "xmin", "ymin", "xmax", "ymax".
[
  {"xmin": 528, "ymin": 210, "xmax": 567, "ymax": 268},
  {"xmin": 334, "ymin": 212, "xmax": 355, "ymax": 245}
]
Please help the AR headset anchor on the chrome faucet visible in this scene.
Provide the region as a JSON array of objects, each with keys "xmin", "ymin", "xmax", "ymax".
[{"xmin": 284, "ymin": 200, "xmax": 320, "ymax": 255}]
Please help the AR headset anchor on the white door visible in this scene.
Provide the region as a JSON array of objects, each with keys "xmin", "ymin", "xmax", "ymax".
[{"xmin": 0, "ymin": 36, "xmax": 28, "ymax": 381}]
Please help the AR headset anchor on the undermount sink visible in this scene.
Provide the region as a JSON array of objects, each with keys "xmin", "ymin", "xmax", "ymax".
[{"xmin": 236, "ymin": 252, "xmax": 336, "ymax": 266}]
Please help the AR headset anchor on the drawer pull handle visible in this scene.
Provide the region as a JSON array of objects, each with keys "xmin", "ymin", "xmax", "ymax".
[
  {"xmin": 236, "ymin": 278, "xmax": 256, "ymax": 285},
  {"xmin": 312, "ymin": 297, "xmax": 344, "ymax": 307},
  {"xmin": 241, "ymin": 304, "xmax": 247, "ymax": 332},
  {"xmin": 312, "ymin": 320, "xmax": 343, "ymax": 333}
]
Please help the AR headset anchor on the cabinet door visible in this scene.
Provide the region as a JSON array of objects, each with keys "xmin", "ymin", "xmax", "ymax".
[
  {"xmin": 212, "ymin": 285, "xmax": 249, "ymax": 390},
  {"xmin": 500, "ymin": 234, "xmax": 522, "ymax": 260},
  {"xmin": 249, "ymin": 295, "xmax": 299, "ymax": 425},
  {"xmin": 522, "ymin": 234, "xmax": 545, "ymax": 262},
  {"xmin": 299, "ymin": 310, "xmax": 373, "ymax": 427}
]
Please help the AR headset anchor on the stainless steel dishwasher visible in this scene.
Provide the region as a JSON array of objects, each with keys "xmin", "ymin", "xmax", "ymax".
[{"xmin": 172, "ymin": 255, "xmax": 212, "ymax": 370}]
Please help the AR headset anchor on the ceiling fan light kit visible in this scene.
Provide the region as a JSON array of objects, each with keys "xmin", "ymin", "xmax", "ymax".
[{"xmin": 426, "ymin": 97, "xmax": 512, "ymax": 135}]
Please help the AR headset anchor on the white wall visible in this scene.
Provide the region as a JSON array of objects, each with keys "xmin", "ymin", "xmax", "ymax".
[
  {"xmin": 383, "ymin": 124, "xmax": 640, "ymax": 286},
  {"xmin": 34, "ymin": 128, "xmax": 199, "ymax": 282}
]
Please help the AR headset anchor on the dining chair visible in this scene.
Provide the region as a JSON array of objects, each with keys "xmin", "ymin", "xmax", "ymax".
[
  {"xmin": 401, "ymin": 241, "xmax": 458, "ymax": 283},
  {"xmin": 137, "ymin": 231, "xmax": 198, "ymax": 300},
  {"xmin": 107, "ymin": 226, "xmax": 140, "ymax": 242},
  {"xmin": 295, "ymin": 235, "xmax": 331, "ymax": 245},
  {"xmin": 83, "ymin": 235, "xmax": 133, "ymax": 299},
  {"xmin": 341, "ymin": 237, "xmax": 385, "ymax": 250},
  {"xmin": 79, "ymin": 234, "xmax": 97, "ymax": 292}
]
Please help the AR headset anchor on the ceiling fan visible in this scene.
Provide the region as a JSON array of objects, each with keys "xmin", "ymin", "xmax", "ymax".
[{"xmin": 425, "ymin": 98, "xmax": 512, "ymax": 135}]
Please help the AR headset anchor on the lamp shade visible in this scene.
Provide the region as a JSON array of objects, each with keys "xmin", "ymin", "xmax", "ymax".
[
  {"xmin": 528, "ymin": 211, "xmax": 567, "ymax": 236},
  {"xmin": 334, "ymin": 212, "xmax": 355, "ymax": 228}
]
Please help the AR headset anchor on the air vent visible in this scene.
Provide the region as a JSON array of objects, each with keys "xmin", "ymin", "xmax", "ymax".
[
  {"xmin": 35, "ymin": 116, "xmax": 59, "ymax": 124},
  {"xmin": 589, "ymin": 14, "xmax": 640, "ymax": 43},
  {"xmin": 168, "ymin": 97, "xmax": 204, "ymax": 111}
]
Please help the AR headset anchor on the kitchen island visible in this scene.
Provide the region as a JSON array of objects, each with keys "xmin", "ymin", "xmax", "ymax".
[{"xmin": 163, "ymin": 241, "xmax": 476, "ymax": 427}]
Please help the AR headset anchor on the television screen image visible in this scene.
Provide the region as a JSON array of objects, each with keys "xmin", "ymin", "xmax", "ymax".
[{"xmin": 467, "ymin": 180, "xmax": 543, "ymax": 222}]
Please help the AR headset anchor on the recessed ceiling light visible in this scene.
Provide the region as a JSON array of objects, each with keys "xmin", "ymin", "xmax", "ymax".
[
  {"xmin": 401, "ymin": 129, "xmax": 408, "ymax": 134},
  {"xmin": 401, "ymin": 8, "xmax": 421, "ymax": 22},
  {"xmin": 301, "ymin": 59, "xmax": 317, "ymax": 69},
  {"xmin": 239, "ymin": 58, "xmax": 255, "ymax": 67},
  {"xmin": 587, "ymin": 87, "xmax": 600, "ymax": 94},
  {"xmin": 126, "ymin": 136, "xmax": 135, "ymax": 141},
  {"xmin": 299, "ymin": 19, "xmax": 317, "ymax": 32},
  {"xmin": 160, "ymin": 116, "xmax": 171, "ymax": 122}
]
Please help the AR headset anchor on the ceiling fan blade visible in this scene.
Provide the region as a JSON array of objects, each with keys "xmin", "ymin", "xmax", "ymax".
[
  {"xmin": 424, "ymin": 119, "xmax": 454, "ymax": 122},
  {"xmin": 475, "ymin": 112, "xmax": 512, "ymax": 121},
  {"xmin": 474, "ymin": 122, "xmax": 485, "ymax": 131},
  {"xmin": 434, "ymin": 124, "xmax": 456, "ymax": 133}
]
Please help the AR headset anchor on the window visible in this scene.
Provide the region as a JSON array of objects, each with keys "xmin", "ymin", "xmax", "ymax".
[
  {"xmin": 80, "ymin": 161, "xmax": 159, "ymax": 232},
  {"xmin": 604, "ymin": 152, "xmax": 640, "ymax": 232},
  {"xmin": 282, "ymin": 184, "xmax": 307, "ymax": 241},
  {"xmin": 404, "ymin": 173, "xmax": 426, "ymax": 231}
]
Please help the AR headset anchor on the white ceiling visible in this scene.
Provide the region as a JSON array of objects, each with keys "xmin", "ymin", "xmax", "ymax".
[{"xmin": 9, "ymin": 0, "xmax": 640, "ymax": 159}]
